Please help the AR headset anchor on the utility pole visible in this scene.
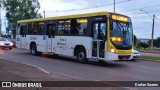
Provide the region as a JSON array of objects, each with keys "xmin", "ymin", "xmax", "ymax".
[
  {"xmin": 114, "ymin": 0, "xmax": 116, "ymax": 12},
  {"xmin": 0, "ymin": 8, "xmax": 1, "ymax": 36},
  {"xmin": 43, "ymin": 10, "xmax": 45, "ymax": 18},
  {"xmin": 140, "ymin": 10, "xmax": 155, "ymax": 50},
  {"xmin": 151, "ymin": 14, "xmax": 155, "ymax": 50}
]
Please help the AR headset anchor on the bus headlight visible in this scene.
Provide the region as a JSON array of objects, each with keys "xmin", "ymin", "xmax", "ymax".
[
  {"xmin": 132, "ymin": 49, "xmax": 134, "ymax": 52},
  {"xmin": 110, "ymin": 47, "xmax": 115, "ymax": 53}
]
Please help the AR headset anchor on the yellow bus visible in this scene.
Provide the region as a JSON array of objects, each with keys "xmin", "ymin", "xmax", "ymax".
[{"xmin": 16, "ymin": 11, "xmax": 134, "ymax": 63}]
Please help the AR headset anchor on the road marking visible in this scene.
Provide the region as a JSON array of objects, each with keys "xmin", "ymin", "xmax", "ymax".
[
  {"xmin": 0, "ymin": 56, "xmax": 136, "ymax": 90},
  {"xmin": 45, "ymin": 69, "xmax": 85, "ymax": 80}
]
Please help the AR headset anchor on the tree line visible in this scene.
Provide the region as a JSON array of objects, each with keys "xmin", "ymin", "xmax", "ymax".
[
  {"xmin": 0, "ymin": 0, "xmax": 41, "ymax": 38},
  {"xmin": 134, "ymin": 36, "xmax": 160, "ymax": 49}
]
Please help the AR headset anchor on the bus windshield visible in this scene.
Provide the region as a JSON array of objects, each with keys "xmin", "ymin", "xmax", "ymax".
[{"xmin": 110, "ymin": 21, "xmax": 133, "ymax": 50}]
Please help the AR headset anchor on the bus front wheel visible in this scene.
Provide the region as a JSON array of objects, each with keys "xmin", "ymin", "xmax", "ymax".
[
  {"xmin": 30, "ymin": 44, "xmax": 38, "ymax": 55},
  {"xmin": 76, "ymin": 48, "xmax": 88, "ymax": 64}
]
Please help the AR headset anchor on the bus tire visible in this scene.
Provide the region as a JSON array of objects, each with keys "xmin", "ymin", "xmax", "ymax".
[
  {"xmin": 76, "ymin": 48, "xmax": 88, "ymax": 64},
  {"xmin": 30, "ymin": 43, "xmax": 38, "ymax": 55}
]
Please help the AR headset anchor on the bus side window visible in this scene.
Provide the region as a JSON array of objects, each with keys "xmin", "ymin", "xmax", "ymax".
[
  {"xmin": 70, "ymin": 19, "xmax": 78, "ymax": 34},
  {"xmin": 57, "ymin": 20, "xmax": 70, "ymax": 35},
  {"xmin": 70, "ymin": 18, "xmax": 88, "ymax": 35},
  {"xmin": 47, "ymin": 25, "xmax": 52, "ymax": 38},
  {"xmin": 39, "ymin": 22, "xmax": 44, "ymax": 35},
  {"xmin": 20, "ymin": 26, "xmax": 27, "ymax": 37},
  {"xmin": 28, "ymin": 23, "xmax": 32, "ymax": 35},
  {"xmin": 34, "ymin": 23, "xmax": 39, "ymax": 35},
  {"xmin": 47, "ymin": 24, "xmax": 56, "ymax": 38}
]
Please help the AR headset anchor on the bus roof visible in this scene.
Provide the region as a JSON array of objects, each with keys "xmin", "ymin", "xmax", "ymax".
[{"xmin": 17, "ymin": 11, "xmax": 113, "ymax": 23}]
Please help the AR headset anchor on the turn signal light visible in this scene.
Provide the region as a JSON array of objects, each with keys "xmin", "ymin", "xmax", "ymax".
[{"xmin": 111, "ymin": 37, "xmax": 123, "ymax": 42}]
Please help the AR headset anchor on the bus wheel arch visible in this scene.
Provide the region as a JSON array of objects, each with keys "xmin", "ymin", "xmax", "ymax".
[
  {"xmin": 74, "ymin": 45, "xmax": 88, "ymax": 63},
  {"xmin": 30, "ymin": 42, "xmax": 38, "ymax": 55}
]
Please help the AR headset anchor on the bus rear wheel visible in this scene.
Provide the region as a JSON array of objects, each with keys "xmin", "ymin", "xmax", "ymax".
[
  {"xmin": 30, "ymin": 44, "xmax": 38, "ymax": 55},
  {"xmin": 76, "ymin": 48, "xmax": 88, "ymax": 64}
]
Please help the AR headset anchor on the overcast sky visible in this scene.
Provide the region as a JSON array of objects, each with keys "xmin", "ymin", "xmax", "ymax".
[{"xmin": 2, "ymin": 0, "xmax": 160, "ymax": 39}]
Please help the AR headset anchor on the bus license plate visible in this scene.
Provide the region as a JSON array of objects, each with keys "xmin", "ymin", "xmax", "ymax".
[{"xmin": 122, "ymin": 57, "xmax": 127, "ymax": 60}]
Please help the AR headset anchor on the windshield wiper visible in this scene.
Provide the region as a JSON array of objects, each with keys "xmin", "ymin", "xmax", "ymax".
[{"xmin": 116, "ymin": 21, "xmax": 125, "ymax": 37}]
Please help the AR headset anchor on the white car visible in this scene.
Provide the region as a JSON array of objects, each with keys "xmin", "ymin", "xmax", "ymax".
[
  {"xmin": 132, "ymin": 50, "xmax": 140, "ymax": 60},
  {"xmin": 0, "ymin": 37, "xmax": 13, "ymax": 50}
]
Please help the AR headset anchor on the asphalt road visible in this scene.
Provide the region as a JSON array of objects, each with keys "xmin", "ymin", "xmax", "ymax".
[{"xmin": 0, "ymin": 48, "xmax": 160, "ymax": 81}]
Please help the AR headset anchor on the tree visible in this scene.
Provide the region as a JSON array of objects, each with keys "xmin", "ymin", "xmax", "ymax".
[
  {"xmin": 148, "ymin": 38, "xmax": 160, "ymax": 48},
  {"xmin": 0, "ymin": 0, "xmax": 5, "ymax": 7},
  {"xmin": 3, "ymin": 0, "xmax": 41, "ymax": 38},
  {"xmin": 137, "ymin": 41, "xmax": 149, "ymax": 49},
  {"xmin": 152, "ymin": 37, "xmax": 160, "ymax": 48},
  {"xmin": 133, "ymin": 34, "xmax": 137, "ymax": 46}
]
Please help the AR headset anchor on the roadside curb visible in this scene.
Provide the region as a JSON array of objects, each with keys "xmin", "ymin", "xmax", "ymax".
[{"xmin": 139, "ymin": 58, "xmax": 160, "ymax": 63}]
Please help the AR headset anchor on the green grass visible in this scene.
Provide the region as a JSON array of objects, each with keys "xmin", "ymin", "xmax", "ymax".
[
  {"xmin": 140, "ymin": 55, "xmax": 160, "ymax": 61},
  {"xmin": 137, "ymin": 49, "xmax": 160, "ymax": 52},
  {"xmin": 153, "ymin": 49, "xmax": 160, "ymax": 52}
]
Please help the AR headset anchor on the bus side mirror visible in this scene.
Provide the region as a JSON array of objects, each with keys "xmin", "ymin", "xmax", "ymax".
[{"xmin": 110, "ymin": 22, "xmax": 113, "ymax": 30}]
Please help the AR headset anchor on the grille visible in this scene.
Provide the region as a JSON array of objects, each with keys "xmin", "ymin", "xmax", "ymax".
[
  {"xmin": 5, "ymin": 44, "xmax": 10, "ymax": 46},
  {"xmin": 118, "ymin": 55, "xmax": 131, "ymax": 60},
  {"xmin": 134, "ymin": 52, "xmax": 139, "ymax": 54}
]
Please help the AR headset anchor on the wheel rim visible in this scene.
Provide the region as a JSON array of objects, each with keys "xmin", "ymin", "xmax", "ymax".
[{"xmin": 78, "ymin": 51, "xmax": 85, "ymax": 60}]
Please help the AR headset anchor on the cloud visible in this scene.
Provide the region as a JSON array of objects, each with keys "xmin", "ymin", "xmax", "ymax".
[
  {"xmin": 2, "ymin": 0, "xmax": 160, "ymax": 38},
  {"xmin": 38, "ymin": 0, "xmax": 160, "ymax": 39},
  {"xmin": 39, "ymin": 0, "xmax": 88, "ymax": 13}
]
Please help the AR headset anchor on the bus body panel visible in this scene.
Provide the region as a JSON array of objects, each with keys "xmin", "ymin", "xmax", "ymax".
[
  {"xmin": 16, "ymin": 35, "xmax": 22, "ymax": 49},
  {"xmin": 25, "ymin": 35, "xmax": 48, "ymax": 52},
  {"xmin": 54, "ymin": 36, "xmax": 92, "ymax": 58}
]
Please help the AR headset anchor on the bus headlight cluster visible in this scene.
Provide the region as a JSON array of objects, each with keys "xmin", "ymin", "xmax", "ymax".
[
  {"xmin": 132, "ymin": 49, "xmax": 134, "ymax": 52},
  {"xmin": 110, "ymin": 47, "xmax": 115, "ymax": 53}
]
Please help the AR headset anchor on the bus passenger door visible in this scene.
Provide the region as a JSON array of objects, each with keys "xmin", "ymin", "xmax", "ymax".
[
  {"xmin": 46, "ymin": 24, "xmax": 56, "ymax": 53},
  {"xmin": 92, "ymin": 22, "xmax": 106, "ymax": 59},
  {"xmin": 20, "ymin": 26, "xmax": 27, "ymax": 49}
]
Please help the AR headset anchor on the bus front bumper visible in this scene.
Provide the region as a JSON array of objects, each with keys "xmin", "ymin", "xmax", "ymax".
[{"xmin": 104, "ymin": 52, "xmax": 133, "ymax": 61}]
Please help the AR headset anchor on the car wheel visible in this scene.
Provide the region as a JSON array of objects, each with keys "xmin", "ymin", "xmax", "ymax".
[{"xmin": 76, "ymin": 48, "xmax": 88, "ymax": 64}]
